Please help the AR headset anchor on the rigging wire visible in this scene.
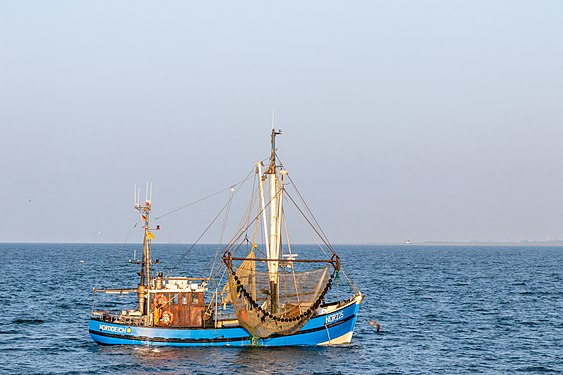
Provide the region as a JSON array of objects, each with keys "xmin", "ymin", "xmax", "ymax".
[
  {"xmin": 207, "ymin": 188, "xmax": 235, "ymax": 279},
  {"xmin": 287, "ymin": 207, "xmax": 357, "ymax": 293},
  {"xmin": 208, "ymin": 171, "xmax": 263, "ymax": 280},
  {"xmin": 284, "ymin": 191, "xmax": 337, "ymax": 257},
  {"xmin": 285, "ymin": 173, "xmax": 335, "ymax": 252},
  {"xmin": 93, "ymin": 222, "xmax": 140, "ymax": 294},
  {"xmin": 243, "ymin": 170, "xmax": 258, "ymax": 245},
  {"xmin": 166, "ymin": 198, "xmax": 231, "ymax": 276},
  {"xmin": 275, "ymin": 155, "xmax": 336, "ymax": 252},
  {"xmin": 222, "ymin": 183, "xmax": 283, "ymax": 257},
  {"xmin": 208, "ymin": 176, "xmax": 261, "ymax": 281},
  {"xmin": 122, "ymin": 222, "xmax": 138, "ymax": 244},
  {"xmin": 153, "ymin": 170, "xmax": 254, "ymax": 221},
  {"xmin": 209, "ymin": 152, "xmax": 360, "ymax": 298},
  {"xmin": 167, "ymin": 168, "xmax": 255, "ymax": 275},
  {"xmin": 282, "ymin": 172, "xmax": 359, "ymax": 293}
]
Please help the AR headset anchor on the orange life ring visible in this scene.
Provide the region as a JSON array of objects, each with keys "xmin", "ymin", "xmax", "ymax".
[{"xmin": 160, "ymin": 310, "xmax": 174, "ymax": 326}]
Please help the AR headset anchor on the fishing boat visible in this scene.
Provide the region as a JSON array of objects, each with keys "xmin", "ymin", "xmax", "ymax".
[{"xmin": 89, "ymin": 129, "xmax": 363, "ymax": 346}]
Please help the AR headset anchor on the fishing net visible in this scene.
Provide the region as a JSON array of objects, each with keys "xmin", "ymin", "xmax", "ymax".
[{"xmin": 225, "ymin": 256, "xmax": 337, "ymax": 338}]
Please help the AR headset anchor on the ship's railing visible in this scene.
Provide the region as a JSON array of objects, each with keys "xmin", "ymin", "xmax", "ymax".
[
  {"xmin": 91, "ymin": 310, "xmax": 119, "ymax": 322},
  {"xmin": 93, "ymin": 288, "xmax": 137, "ymax": 294}
]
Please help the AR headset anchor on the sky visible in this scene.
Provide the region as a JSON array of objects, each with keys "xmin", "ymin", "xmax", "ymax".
[{"xmin": 1, "ymin": 1, "xmax": 563, "ymax": 244}]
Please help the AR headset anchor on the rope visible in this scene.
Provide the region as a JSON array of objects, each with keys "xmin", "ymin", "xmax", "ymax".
[
  {"xmin": 207, "ymin": 189, "xmax": 235, "ymax": 279},
  {"xmin": 153, "ymin": 170, "xmax": 254, "ymax": 221},
  {"xmin": 166, "ymin": 197, "xmax": 233, "ymax": 275},
  {"xmin": 122, "ymin": 222, "xmax": 138, "ymax": 244},
  {"xmin": 285, "ymin": 172, "xmax": 336, "ymax": 254},
  {"xmin": 221, "ymin": 183, "xmax": 283, "ymax": 258},
  {"xmin": 208, "ymin": 174, "xmax": 259, "ymax": 280},
  {"xmin": 284, "ymin": 190, "xmax": 337, "ymax": 257},
  {"xmin": 283, "ymin": 189, "xmax": 359, "ymax": 293},
  {"xmin": 277, "ymin": 157, "xmax": 359, "ymax": 293},
  {"xmin": 283, "ymin": 212, "xmax": 302, "ymax": 307},
  {"xmin": 324, "ymin": 323, "xmax": 332, "ymax": 344},
  {"xmin": 93, "ymin": 222, "xmax": 139, "ymax": 298},
  {"xmin": 164, "ymin": 169, "xmax": 254, "ymax": 274}
]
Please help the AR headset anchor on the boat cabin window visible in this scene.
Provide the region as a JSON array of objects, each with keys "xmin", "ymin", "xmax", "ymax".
[
  {"xmin": 182, "ymin": 294, "xmax": 188, "ymax": 305},
  {"xmin": 172, "ymin": 294, "xmax": 178, "ymax": 305},
  {"xmin": 192, "ymin": 293, "xmax": 200, "ymax": 305}
]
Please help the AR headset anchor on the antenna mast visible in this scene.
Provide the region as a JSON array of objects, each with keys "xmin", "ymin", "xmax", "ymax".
[{"xmin": 134, "ymin": 183, "xmax": 153, "ymax": 317}]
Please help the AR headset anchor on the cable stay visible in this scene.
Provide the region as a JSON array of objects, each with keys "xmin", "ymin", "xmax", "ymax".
[{"xmin": 153, "ymin": 169, "xmax": 255, "ymax": 221}]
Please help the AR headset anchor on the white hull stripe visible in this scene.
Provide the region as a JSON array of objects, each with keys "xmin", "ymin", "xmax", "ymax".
[{"xmin": 317, "ymin": 331, "xmax": 354, "ymax": 346}]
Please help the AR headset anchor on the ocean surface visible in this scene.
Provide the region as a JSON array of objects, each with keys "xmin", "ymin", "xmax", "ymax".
[{"xmin": 0, "ymin": 243, "xmax": 562, "ymax": 374}]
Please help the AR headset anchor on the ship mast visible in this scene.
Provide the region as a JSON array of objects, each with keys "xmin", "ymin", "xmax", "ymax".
[
  {"xmin": 134, "ymin": 184, "xmax": 153, "ymax": 316},
  {"xmin": 266, "ymin": 128, "xmax": 282, "ymax": 313}
]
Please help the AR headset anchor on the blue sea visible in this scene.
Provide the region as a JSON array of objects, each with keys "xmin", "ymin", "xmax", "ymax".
[{"xmin": 0, "ymin": 243, "xmax": 562, "ymax": 374}]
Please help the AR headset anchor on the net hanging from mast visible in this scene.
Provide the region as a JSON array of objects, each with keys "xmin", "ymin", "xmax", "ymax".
[{"xmin": 224, "ymin": 253, "xmax": 339, "ymax": 338}]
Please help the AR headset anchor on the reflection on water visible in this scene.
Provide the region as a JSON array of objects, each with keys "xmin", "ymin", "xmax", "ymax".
[{"xmin": 233, "ymin": 346, "xmax": 327, "ymax": 374}]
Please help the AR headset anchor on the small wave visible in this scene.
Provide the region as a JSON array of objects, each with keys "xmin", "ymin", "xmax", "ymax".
[
  {"xmin": 517, "ymin": 365, "xmax": 558, "ymax": 373},
  {"xmin": 0, "ymin": 329, "xmax": 18, "ymax": 335},
  {"xmin": 12, "ymin": 319, "xmax": 45, "ymax": 325}
]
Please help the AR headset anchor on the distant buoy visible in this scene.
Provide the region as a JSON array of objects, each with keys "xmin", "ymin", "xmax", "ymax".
[{"xmin": 369, "ymin": 320, "xmax": 380, "ymax": 333}]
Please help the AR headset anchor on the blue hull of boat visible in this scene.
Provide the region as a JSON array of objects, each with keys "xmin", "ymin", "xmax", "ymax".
[{"xmin": 89, "ymin": 298, "xmax": 361, "ymax": 347}]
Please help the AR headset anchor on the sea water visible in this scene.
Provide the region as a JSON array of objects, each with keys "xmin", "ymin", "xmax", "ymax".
[{"xmin": 0, "ymin": 243, "xmax": 561, "ymax": 374}]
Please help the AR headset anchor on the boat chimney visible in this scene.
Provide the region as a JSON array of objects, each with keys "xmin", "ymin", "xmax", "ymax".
[
  {"xmin": 155, "ymin": 272, "xmax": 164, "ymax": 290},
  {"xmin": 137, "ymin": 284, "xmax": 147, "ymax": 315}
]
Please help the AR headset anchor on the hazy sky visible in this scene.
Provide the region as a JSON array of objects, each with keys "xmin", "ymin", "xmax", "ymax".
[{"xmin": 1, "ymin": 1, "xmax": 562, "ymax": 244}]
